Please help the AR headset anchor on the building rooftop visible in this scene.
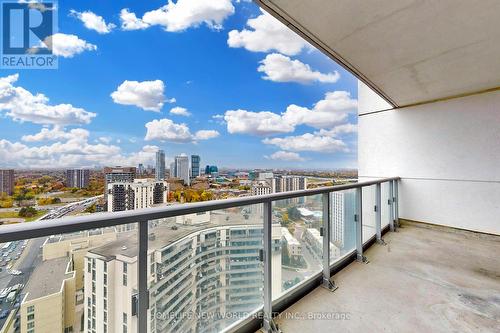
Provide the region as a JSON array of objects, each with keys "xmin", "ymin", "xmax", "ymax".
[
  {"xmin": 272, "ymin": 222, "xmax": 500, "ymax": 332},
  {"xmin": 23, "ymin": 257, "xmax": 73, "ymax": 302},
  {"xmin": 89, "ymin": 208, "xmax": 265, "ymax": 259}
]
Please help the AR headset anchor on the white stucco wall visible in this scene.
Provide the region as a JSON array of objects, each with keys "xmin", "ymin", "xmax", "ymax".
[{"xmin": 358, "ymin": 82, "xmax": 500, "ymax": 235}]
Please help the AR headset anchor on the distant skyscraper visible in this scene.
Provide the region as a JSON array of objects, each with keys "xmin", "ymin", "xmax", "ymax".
[
  {"xmin": 0, "ymin": 169, "xmax": 14, "ymax": 196},
  {"xmin": 175, "ymin": 154, "xmax": 190, "ymax": 185},
  {"xmin": 191, "ymin": 155, "xmax": 200, "ymax": 179},
  {"xmin": 66, "ymin": 169, "xmax": 90, "ymax": 189},
  {"xmin": 138, "ymin": 163, "xmax": 145, "ymax": 176},
  {"xmin": 155, "ymin": 150, "xmax": 165, "ymax": 181},
  {"xmin": 103, "ymin": 167, "xmax": 136, "ymax": 203},
  {"xmin": 169, "ymin": 162, "xmax": 176, "ymax": 178},
  {"xmin": 204, "ymin": 165, "xmax": 218, "ymax": 176}
]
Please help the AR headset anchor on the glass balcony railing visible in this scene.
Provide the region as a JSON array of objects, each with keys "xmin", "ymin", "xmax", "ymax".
[{"xmin": 0, "ymin": 177, "xmax": 399, "ymax": 333}]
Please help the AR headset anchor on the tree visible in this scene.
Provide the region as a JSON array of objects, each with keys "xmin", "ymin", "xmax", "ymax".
[{"xmin": 18, "ymin": 207, "xmax": 37, "ymax": 218}]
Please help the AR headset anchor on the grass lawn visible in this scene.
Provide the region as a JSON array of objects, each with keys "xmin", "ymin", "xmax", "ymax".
[{"xmin": 0, "ymin": 210, "xmax": 48, "ymax": 222}]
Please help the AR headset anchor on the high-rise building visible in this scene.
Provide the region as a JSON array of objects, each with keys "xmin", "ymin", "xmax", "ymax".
[
  {"xmin": 155, "ymin": 150, "xmax": 165, "ymax": 181},
  {"xmin": 137, "ymin": 163, "xmax": 145, "ymax": 176},
  {"xmin": 204, "ymin": 165, "xmax": 218, "ymax": 177},
  {"xmin": 191, "ymin": 155, "xmax": 200, "ymax": 179},
  {"xmin": 84, "ymin": 213, "xmax": 282, "ymax": 333},
  {"xmin": 331, "ymin": 191, "xmax": 356, "ymax": 250},
  {"xmin": 0, "ymin": 169, "xmax": 14, "ymax": 196},
  {"xmin": 174, "ymin": 154, "xmax": 190, "ymax": 185},
  {"xmin": 66, "ymin": 169, "xmax": 90, "ymax": 189},
  {"xmin": 251, "ymin": 183, "xmax": 272, "ymax": 196},
  {"xmin": 107, "ymin": 179, "xmax": 168, "ymax": 212},
  {"xmin": 103, "ymin": 167, "xmax": 136, "ymax": 203},
  {"xmin": 169, "ymin": 162, "xmax": 176, "ymax": 178},
  {"xmin": 271, "ymin": 175, "xmax": 307, "ymax": 193}
]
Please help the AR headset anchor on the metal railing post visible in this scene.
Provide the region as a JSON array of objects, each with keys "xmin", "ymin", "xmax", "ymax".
[
  {"xmin": 375, "ymin": 183, "xmax": 385, "ymax": 245},
  {"xmin": 389, "ymin": 181, "xmax": 395, "ymax": 232},
  {"xmin": 138, "ymin": 220, "xmax": 149, "ymax": 333},
  {"xmin": 263, "ymin": 201, "xmax": 280, "ymax": 333},
  {"xmin": 355, "ymin": 188, "xmax": 368, "ymax": 263},
  {"xmin": 394, "ymin": 180, "xmax": 399, "ymax": 229},
  {"xmin": 321, "ymin": 193, "xmax": 337, "ymax": 291}
]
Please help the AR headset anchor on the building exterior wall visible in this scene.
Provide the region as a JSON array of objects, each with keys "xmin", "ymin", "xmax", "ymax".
[
  {"xmin": 358, "ymin": 81, "xmax": 500, "ymax": 235},
  {"xmin": 155, "ymin": 150, "xmax": 165, "ymax": 181},
  {"xmin": 107, "ymin": 180, "xmax": 168, "ymax": 212},
  {"xmin": 0, "ymin": 169, "xmax": 14, "ymax": 196},
  {"xmin": 20, "ymin": 268, "xmax": 75, "ymax": 333},
  {"xmin": 174, "ymin": 154, "xmax": 190, "ymax": 185},
  {"xmin": 191, "ymin": 155, "xmax": 200, "ymax": 179},
  {"xmin": 66, "ymin": 169, "xmax": 90, "ymax": 189},
  {"xmin": 84, "ymin": 223, "xmax": 282, "ymax": 333}
]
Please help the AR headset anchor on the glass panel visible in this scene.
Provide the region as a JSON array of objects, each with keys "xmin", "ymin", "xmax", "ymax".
[
  {"xmin": 362, "ymin": 185, "xmax": 376, "ymax": 242},
  {"xmin": 330, "ymin": 189, "xmax": 357, "ymax": 265},
  {"xmin": 148, "ymin": 204, "xmax": 264, "ymax": 333},
  {"xmin": 273, "ymin": 194, "xmax": 323, "ymax": 299},
  {"xmin": 381, "ymin": 182, "xmax": 391, "ymax": 229},
  {"xmin": 0, "ymin": 223, "xmax": 137, "ymax": 333}
]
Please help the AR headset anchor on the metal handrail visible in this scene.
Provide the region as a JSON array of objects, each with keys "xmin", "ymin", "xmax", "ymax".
[{"xmin": 0, "ymin": 177, "xmax": 399, "ymax": 243}]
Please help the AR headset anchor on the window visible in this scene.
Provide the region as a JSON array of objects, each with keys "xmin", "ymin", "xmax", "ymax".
[
  {"xmin": 27, "ymin": 305, "xmax": 34, "ymax": 313},
  {"xmin": 123, "ymin": 312, "xmax": 128, "ymax": 333},
  {"xmin": 27, "ymin": 314, "xmax": 34, "ymax": 321},
  {"xmin": 27, "ymin": 322, "xmax": 34, "ymax": 329}
]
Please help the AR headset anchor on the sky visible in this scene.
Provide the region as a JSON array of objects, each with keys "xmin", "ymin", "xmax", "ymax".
[{"xmin": 0, "ymin": 0, "xmax": 359, "ymax": 170}]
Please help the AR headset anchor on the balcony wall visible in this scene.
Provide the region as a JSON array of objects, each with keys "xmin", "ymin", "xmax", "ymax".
[{"xmin": 358, "ymin": 82, "xmax": 500, "ymax": 235}]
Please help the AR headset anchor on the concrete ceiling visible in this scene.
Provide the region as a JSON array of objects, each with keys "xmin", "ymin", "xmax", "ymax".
[{"xmin": 257, "ymin": 0, "xmax": 500, "ymax": 107}]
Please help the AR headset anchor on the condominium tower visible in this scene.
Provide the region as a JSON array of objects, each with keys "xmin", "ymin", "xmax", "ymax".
[
  {"xmin": 155, "ymin": 150, "xmax": 165, "ymax": 181},
  {"xmin": 191, "ymin": 154, "xmax": 200, "ymax": 179},
  {"xmin": 66, "ymin": 169, "xmax": 90, "ymax": 189},
  {"xmin": 107, "ymin": 179, "xmax": 168, "ymax": 212},
  {"xmin": 103, "ymin": 167, "xmax": 136, "ymax": 203},
  {"xmin": 0, "ymin": 169, "xmax": 14, "ymax": 196}
]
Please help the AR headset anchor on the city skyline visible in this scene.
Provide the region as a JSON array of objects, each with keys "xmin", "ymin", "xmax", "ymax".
[{"xmin": 0, "ymin": 1, "xmax": 358, "ymax": 170}]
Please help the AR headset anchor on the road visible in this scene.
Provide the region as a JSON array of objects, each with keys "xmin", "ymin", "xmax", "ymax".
[{"xmin": 0, "ymin": 195, "xmax": 101, "ymax": 330}]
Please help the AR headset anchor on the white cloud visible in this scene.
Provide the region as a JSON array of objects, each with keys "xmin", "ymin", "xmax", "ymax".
[
  {"xmin": 1, "ymin": 126, "xmax": 165, "ymax": 168},
  {"xmin": 223, "ymin": 109, "xmax": 294, "ymax": 136},
  {"xmin": 282, "ymin": 91, "xmax": 357, "ymax": 129},
  {"xmin": 265, "ymin": 151, "xmax": 305, "ymax": 162},
  {"xmin": 222, "ymin": 91, "xmax": 357, "ymax": 136},
  {"xmin": 0, "ymin": 74, "xmax": 96, "ymax": 125},
  {"xmin": 120, "ymin": 0, "xmax": 234, "ymax": 32},
  {"xmin": 194, "ymin": 130, "xmax": 219, "ymax": 140},
  {"xmin": 0, "ymin": 133, "xmax": 120, "ymax": 168},
  {"xmin": 228, "ymin": 10, "xmax": 309, "ymax": 56},
  {"xmin": 21, "ymin": 126, "xmax": 89, "ymax": 142},
  {"xmin": 70, "ymin": 10, "xmax": 116, "ymax": 34},
  {"xmin": 144, "ymin": 118, "xmax": 219, "ymax": 143},
  {"xmin": 258, "ymin": 53, "xmax": 340, "ymax": 84},
  {"xmin": 263, "ymin": 133, "xmax": 348, "ymax": 153},
  {"xmin": 111, "ymin": 80, "xmax": 166, "ymax": 112},
  {"xmin": 169, "ymin": 106, "xmax": 191, "ymax": 116},
  {"xmin": 315, "ymin": 123, "xmax": 357, "ymax": 137},
  {"xmin": 98, "ymin": 136, "xmax": 112, "ymax": 144},
  {"xmin": 120, "ymin": 8, "xmax": 150, "ymax": 30},
  {"xmin": 43, "ymin": 33, "xmax": 97, "ymax": 58}
]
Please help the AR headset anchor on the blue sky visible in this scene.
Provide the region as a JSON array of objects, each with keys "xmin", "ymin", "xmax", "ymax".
[{"xmin": 0, "ymin": 0, "xmax": 358, "ymax": 170}]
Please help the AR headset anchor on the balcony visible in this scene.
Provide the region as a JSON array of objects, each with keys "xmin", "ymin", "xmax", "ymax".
[
  {"xmin": 272, "ymin": 221, "xmax": 500, "ymax": 332},
  {"xmin": 0, "ymin": 178, "xmax": 405, "ymax": 333}
]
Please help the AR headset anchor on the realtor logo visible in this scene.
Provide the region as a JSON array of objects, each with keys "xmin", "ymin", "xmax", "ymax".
[{"xmin": 1, "ymin": 0, "xmax": 58, "ymax": 69}]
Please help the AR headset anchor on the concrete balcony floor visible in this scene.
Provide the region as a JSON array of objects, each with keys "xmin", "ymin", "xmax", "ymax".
[{"xmin": 273, "ymin": 222, "xmax": 500, "ymax": 332}]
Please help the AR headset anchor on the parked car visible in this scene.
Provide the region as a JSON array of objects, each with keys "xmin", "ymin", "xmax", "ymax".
[{"xmin": 0, "ymin": 310, "xmax": 9, "ymax": 319}]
